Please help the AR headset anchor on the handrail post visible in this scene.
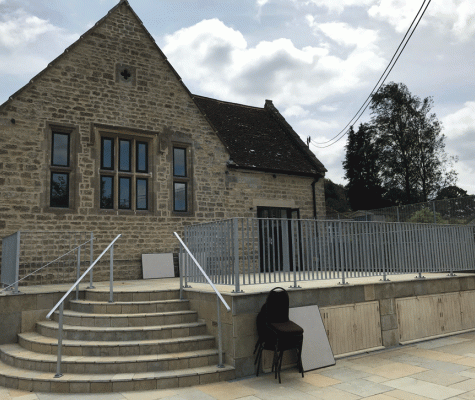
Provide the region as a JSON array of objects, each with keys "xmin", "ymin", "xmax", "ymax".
[
  {"xmin": 54, "ymin": 302, "xmax": 64, "ymax": 378},
  {"xmin": 13, "ymin": 231, "xmax": 20, "ymax": 294},
  {"xmin": 232, "ymin": 218, "xmax": 242, "ymax": 293},
  {"xmin": 217, "ymin": 295, "xmax": 224, "ymax": 368},
  {"xmin": 76, "ymin": 246, "xmax": 81, "ymax": 301},
  {"xmin": 109, "ymin": 242, "xmax": 114, "ymax": 303},
  {"xmin": 88, "ymin": 232, "xmax": 95, "ymax": 289},
  {"xmin": 179, "ymin": 244, "xmax": 184, "ymax": 300}
]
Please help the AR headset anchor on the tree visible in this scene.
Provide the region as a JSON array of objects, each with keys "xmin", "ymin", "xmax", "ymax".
[
  {"xmin": 324, "ymin": 179, "xmax": 351, "ymax": 215},
  {"xmin": 436, "ymin": 185, "xmax": 468, "ymax": 200},
  {"xmin": 343, "ymin": 123, "xmax": 385, "ymax": 210},
  {"xmin": 370, "ymin": 82, "xmax": 456, "ymax": 205}
]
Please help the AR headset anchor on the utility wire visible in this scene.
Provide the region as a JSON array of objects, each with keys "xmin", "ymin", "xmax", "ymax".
[{"xmin": 311, "ymin": 0, "xmax": 432, "ymax": 148}]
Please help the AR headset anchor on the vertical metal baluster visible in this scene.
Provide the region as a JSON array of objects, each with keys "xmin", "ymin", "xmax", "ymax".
[
  {"xmin": 88, "ymin": 232, "xmax": 94, "ymax": 289},
  {"xmin": 76, "ymin": 246, "xmax": 81, "ymax": 300},
  {"xmin": 54, "ymin": 302, "xmax": 64, "ymax": 378},
  {"xmin": 217, "ymin": 295, "xmax": 224, "ymax": 368},
  {"xmin": 109, "ymin": 242, "xmax": 114, "ymax": 303}
]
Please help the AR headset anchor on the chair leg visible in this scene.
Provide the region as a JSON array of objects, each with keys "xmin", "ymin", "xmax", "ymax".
[{"xmin": 277, "ymin": 350, "xmax": 284, "ymax": 384}]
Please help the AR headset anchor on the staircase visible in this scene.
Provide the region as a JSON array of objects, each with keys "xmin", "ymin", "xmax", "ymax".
[{"xmin": 0, "ymin": 288, "xmax": 234, "ymax": 393}]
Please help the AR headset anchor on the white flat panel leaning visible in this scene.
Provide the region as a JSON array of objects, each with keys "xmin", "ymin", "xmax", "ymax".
[
  {"xmin": 289, "ymin": 305, "xmax": 335, "ymax": 372},
  {"xmin": 142, "ymin": 253, "xmax": 175, "ymax": 279}
]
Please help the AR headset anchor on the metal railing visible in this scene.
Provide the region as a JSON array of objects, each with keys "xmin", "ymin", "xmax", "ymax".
[
  {"xmin": 1, "ymin": 231, "xmax": 94, "ymax": 293},
  {"xmin": 183, "ymin": 218, "xmax": 475, "ymax": 291},
  {"xmin": 46, "ymin": 234, "xmax": 121, "ymax": 378},
  {"xmin": 174, "ymin": 232, "xmax": 230, "ymax": 368},
  {"xmin": 327, "ymin": 195, "xmax": 475, "ymax": 225}
]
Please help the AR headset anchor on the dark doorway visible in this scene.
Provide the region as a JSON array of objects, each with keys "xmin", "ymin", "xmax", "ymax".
[{"xmin": 257, "ymin": 207, "xmax": 300, "ymax": 272}]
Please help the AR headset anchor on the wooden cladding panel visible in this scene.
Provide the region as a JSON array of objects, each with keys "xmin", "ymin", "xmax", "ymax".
[
  {"xmin": 397, "ymin": 291, "xmax": 474, "ymax": 343},
  {"xmin": 320, "ymin": 301, "xmax": 381, "ymax": 356}
]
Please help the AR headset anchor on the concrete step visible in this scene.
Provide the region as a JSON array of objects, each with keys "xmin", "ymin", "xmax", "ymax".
[
  {"xmin": 85, "ymin": 289, "xmax": 180, "ymax": 303},
  {"xmin": 0, "ymin": 344, "xmax": 220, "ymax": 374},
  {"xmin": 52, "ymin": 309, "xmax": 198, "ymax": 328},
  {"xmin": 36, "ymin": 319, "xmax": 207, "ymax": 342},
  {"xmin": 69, "ymin": 298, "xmax": 190, "ymax": 314},
  {"xmin": 18, "ymin": 331, "xmax": 216, "ymax": 356},
  {"xmin": 0, "ymin": 361, "xmax": 235, "ymax": 393}
]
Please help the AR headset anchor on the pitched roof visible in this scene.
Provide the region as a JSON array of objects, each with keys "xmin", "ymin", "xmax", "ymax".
[{"xmin": 193, "ymin": 95, "xmax": 326, "ymax": 177}]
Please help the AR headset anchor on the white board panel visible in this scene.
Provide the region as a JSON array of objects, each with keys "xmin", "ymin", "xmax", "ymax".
[
  {"xmin": 142, "ymin": 253, "xmax": 175, "ymax": 279},
  {"xmin": 289, "ymin": 305, "xmax": 335, "ymax": 372}
]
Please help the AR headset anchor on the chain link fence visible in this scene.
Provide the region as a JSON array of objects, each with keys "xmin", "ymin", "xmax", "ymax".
[{"xmin": 326, "ymin": 196, "xmax": 475, "ymax": 225}]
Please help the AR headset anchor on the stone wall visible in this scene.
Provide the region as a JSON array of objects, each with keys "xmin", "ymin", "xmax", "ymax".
[{"xmin": 0, "ymin": 3, "xmax": 325, "ymax": 282}]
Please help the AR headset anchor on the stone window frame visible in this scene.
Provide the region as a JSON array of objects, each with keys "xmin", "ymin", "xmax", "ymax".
[
  {"xmin": 96, "ymin": 127, "xmax": 154, "ymax": 214},
  {"xmin": 44, "ymin": 123, "xmax": 79, "ymax": 213},
  {"xmin": 171, "ymin": 143, "xmax": 193, "ymax": 215}
]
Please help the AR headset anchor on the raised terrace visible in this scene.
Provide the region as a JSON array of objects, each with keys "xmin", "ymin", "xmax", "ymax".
[{"xmin": 1, "ymin": 273, "xmax": 475, "ymax": 393}]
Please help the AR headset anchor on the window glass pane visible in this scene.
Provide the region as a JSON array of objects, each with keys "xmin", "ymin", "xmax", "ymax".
[
  {"xmin": 173, "ymin": 148, "xmax": 186, "ymax": 177},
  {"xmin": 136, "ymin": 179, "xmax": 148, "ymax": 210},
  {"xmin": 100, "ymin": 176, "xmax": 114, "ymax": 209},
  {"xmin": 101, "ymin": 138, "xmax": 114, "ymax": 169},
  {"xmin": 51, "ymin": 172, "xmax": 69, "ymax": 208},
  {"xmin": 52, "ymin": 133, "xmax": 69, "ymax": 167},
  {"xmin": 174, "ymin": 182, "xmax": 187, "ymax": 212},
  {"xmin": 137, "ymin": 142, "xmax": 148, "ymax": 172},
  {"xmin": 119, "ymin": 177, "xmax": 131, "ymax": 209},
  {"xmin": 119, "ymin": 140, "xmax": 131, "ymax": 171}
]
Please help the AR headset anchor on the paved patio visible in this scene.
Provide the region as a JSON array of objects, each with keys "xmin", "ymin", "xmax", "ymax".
[{"xmin": 2, "ymin": 331, "xmax": 475, "ymax": 399}]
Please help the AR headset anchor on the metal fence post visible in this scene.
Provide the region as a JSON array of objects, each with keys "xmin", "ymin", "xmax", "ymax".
[
  {"xmin": 76, "ymin": 246, "xmax": 81, "ymax": 301},
  {"xmin": 232, "ymin": 218, "xmax": 242, "ymax": 293},
  {"xmin": 88, "ymin": 232, "xmax": 95, "ymax": 289},
  {"xmin": 54, "ymin": 302, "xmax": 64, "ymax": 378},
  {"xmin": 13, "ymin": 231, "xmax": 20, "ymax": 294},
  {"xmin": 217, "ymin": 295, "xmax": 224, "ymax": 368},
  {"xmin": 109, "ymin": 242, "xmax": 114, "ymax": 303},
  {"xmin": 338, "ymin": 221, "xmax": 348, "ymax": 285}
]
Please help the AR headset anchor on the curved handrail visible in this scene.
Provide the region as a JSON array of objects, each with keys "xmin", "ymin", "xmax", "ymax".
[
  {"xmin": 174, "ymin": 232, "xmax": 230, "ymax": 311},
  {"xmin": 47, "ymin": 234, "xmax": 122, "ymax": 319}
]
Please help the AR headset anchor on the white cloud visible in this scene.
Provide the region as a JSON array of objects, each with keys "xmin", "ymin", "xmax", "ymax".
[
  {"xmin": 162, "ymin": 19, "xmax": 386, "ymax": 108},
  {"xmin": 299, "ymin": 0, "xmax": 377, "ymax": 14},
  {"xmin": 442, "ymin": 102, "xmax": 475, "ymax": 139},
  {"xmin": 283, "ymin": 105, "xmax": 309, "ymax": 118},
  {"xmin": 308, "ymin": 19, "xmax": 379, "ymax": 49},
  {"xmin": 368, "ymin": 0, "xmax": 475, "ymax": 40},
  {"xmin": 0, "ymin": 9, "xmax": 60, "ymax": 48}
]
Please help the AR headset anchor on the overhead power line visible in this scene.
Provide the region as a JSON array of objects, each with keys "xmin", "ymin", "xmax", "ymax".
[{"xmin": 310, "ymin": 0, "xmax": 432, "ymax": 149}]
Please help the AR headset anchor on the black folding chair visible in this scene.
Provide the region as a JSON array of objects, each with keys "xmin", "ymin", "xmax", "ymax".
[{"xmin": 254, "ymin": 287, "xmax": 304, "ymax": 383}]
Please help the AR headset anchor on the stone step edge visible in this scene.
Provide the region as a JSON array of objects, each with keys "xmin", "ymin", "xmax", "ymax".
[
  {"xmin": 1, "ymin": 344, "xmax": 219, "ymax": 364},
  {"xmin": 37, "ymin": 320, "xmax": 203, "ymax": 333},
  {"xmin": 0, "ymin": 363, "xmax": 235, "ymax": 393},
  {"xmin": 19, "ymin": 332, "xmax": 215, "ymax": 348},
  {"xmin": 54, "ymin": 309, "xmax": 196, "ymax": 319},
  {"xmin": 70, "ymin": 298, "xmax": 188, "ymax": 306}
]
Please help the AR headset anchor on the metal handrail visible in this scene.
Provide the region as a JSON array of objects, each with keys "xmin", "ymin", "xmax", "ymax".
[
  {"xmin": 46, "ymin": 234, "xmax": 121, "ymax": 378},
  {"xmin": 174, "ymin": 232, "xmax": 230, "ymax": 368},
  {"xmin": 0, "ymin": 238, "xmax": 93, "ymax": 294}
]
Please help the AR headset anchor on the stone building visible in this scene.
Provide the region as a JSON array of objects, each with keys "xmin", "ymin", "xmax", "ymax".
[{"xmin": 0, "ymin": 0, "xmax": 326, "ymax": 281}]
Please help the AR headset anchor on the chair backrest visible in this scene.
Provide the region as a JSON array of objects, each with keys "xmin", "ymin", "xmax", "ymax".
[{"xmin": 265, "ymin": 287, "xmax": 289, "ymax": 323}]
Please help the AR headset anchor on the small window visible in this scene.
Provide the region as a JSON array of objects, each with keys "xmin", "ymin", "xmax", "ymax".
[
  {"xmin": 174, "ymin": 182, "xmax": 187, "ymax": 212},
  {"xmin": 173, "ymin": 147, "xmax": 186, "ymax": 177},
  {"xmin": 136, "ymin": 141, "xmax": 148, "ymax": 173},
  {"xmin": 119, "ymin": 139, "xmax": 131, "ymax": 172},
  {"xmin": 51, "ymin": 172, "xmax": 69, "ymax": 208},
  {"xmin": 119, "ymin": 177, "xmax": 131, "ymax": 209},
  {"xmin": 52, "ymin": 132, "xmax": 70, "ymax": 167},
  {"xmin": 100, "ymin": 176, "xmax": 114, "ymax": 209},
  {"xmin": 136, "ymin": 178, "xmax": 148, "ymax": 210},
  {"xmin": 101, "ymin": 137, "xmax": 114, "ymax": 170}
]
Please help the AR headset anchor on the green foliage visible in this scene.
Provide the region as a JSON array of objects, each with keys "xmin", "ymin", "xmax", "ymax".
[
  {"xmin": 408, "ymin": 207, "xmax": 448, "ymax": 224},
  {"xmin": 343, "ymin": 82, "xmax": 457, "ymax": 208},
  {"xmin": 436, "ymin": 185, "xmax": 468, "ymax": 200},
  {"xmin": 324, "ymin": 179, "xmax": 351, "ymax": 214}
]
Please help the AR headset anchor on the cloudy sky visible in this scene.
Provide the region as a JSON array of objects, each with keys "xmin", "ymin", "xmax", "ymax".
[{"xmin": 1, "ymin": 0, "xmax": 474, "ymax": 195}]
